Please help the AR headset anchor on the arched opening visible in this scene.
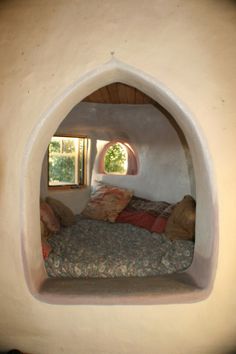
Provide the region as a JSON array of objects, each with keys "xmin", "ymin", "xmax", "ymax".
[
  {"xmin": 104, "ymin": 142, "xmax": 128, "ymax": 175},
  {"xmin": 98, "ymin": 141, "xmax": 138, "ymax": 176},
  {"xmin": 21, "ymin": 59, "xmax": 218, "ymax": 304}
]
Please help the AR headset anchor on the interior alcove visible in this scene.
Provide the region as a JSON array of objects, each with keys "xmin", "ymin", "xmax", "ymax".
[{"xmin": 22, "ymin": 59, "xmax": 218, "ymax": 304}]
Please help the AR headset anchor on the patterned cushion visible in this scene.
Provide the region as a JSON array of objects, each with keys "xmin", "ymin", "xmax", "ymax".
[
  {"xmin": 46, "ymin": 197, "xmax": 76, "ymax": 227},
  {"xmin": 40, "ymin": 220, "xmax": 51, "ymax": 239},
  {"xmin": 42, "ymin": 238, "xmax": 52, "ymax": 260},
  {"xmin": 40, "ymin": 202, "xmax": 60, "ymax": 233},
  {"xmin": 126, "ymin": 196, "xmax": 170, "ymax": 216},
  {"xmin": 82, "ymin": 183, "xmax": 133, "ymax": 222},
  {"xmin": 151, "ymin": 204, "xmax": 175, "ymax": 233},
  {"xmin": 159, "ymin": 203, "xmax": 175, "ymax": 218}
]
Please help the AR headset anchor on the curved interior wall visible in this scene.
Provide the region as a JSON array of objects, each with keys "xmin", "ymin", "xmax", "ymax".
[
  {"xmin": 23, "ymin": 60, "xmax": 218, "ymax": 303},
  {"xmin": 41, "ymin": 101, "xmax": 195, "ymax": 213}
]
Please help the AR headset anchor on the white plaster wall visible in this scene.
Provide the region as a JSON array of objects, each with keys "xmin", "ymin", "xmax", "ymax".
[
  {"xmin": 0, "ymin": 1, "xmax": 236, "ymax": 354},
  {"xmin": 90, "ymin": 104, "xmax": 194, "ymax": 202}
]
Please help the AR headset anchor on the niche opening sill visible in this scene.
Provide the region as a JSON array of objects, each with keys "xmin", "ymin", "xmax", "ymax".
[{"xmin": 37, "ymin": 273, "xmax": 205, "ymax": 305}]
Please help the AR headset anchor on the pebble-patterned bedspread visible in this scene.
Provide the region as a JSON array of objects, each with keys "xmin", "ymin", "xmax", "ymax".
[{"xmin": 45, "ymin": 216, "xmax": 194, "ymax": 278}]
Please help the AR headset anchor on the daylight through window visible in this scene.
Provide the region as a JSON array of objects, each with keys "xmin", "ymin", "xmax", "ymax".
[
  {"xmin": 48, "ymin": 136, "xmax": 87, "ymax": 187},
  {"xmin": 104, "ymin": 143, "xmax": 128, "ymax": 175}
]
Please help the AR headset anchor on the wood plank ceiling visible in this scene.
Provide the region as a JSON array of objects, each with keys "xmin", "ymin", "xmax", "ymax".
[{"xmin": 83, "ymin": 83, "xmax": 155, "ymax": 104}]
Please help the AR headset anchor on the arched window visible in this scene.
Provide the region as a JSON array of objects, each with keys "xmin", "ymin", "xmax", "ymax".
[
  {"xmin": 99, "ymin": 141, "xmax": 138, "ymax": 175},
  {"xmin": 104, "ymin": 143, "xmax": 128, "ymax": 174}
]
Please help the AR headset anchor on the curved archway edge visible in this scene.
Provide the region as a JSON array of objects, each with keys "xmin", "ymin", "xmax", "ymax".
[{"xmin": 21, "ymin": 58, "xmax": 218, "ymax": 304}]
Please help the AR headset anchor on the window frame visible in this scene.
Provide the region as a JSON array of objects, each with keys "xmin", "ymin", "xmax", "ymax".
[
  {"xmin": 47, "ymin": 135, "xmax": 88, "ymax": 190},
  {"xmin": 98, "ymin": 140, "xmax": 138, "ymax": 176}
]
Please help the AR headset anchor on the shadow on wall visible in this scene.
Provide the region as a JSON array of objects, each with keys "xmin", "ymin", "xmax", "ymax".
[{"xmin": 152, "ymin": 101, "xmax": 196, "ymax": 197}]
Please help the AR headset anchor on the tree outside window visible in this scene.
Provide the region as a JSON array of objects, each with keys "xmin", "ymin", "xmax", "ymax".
[
  {"xmin": 104, "ymin": 143, "xmax": 128, "ymax": 174},
  {"xmin": 48, "ymin": 136, "xmax": 86, "ymax": 186}
]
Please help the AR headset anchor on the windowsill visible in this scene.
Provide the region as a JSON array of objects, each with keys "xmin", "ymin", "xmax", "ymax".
[
  {"xmin": 48, "ymin": 185, "xmax": 87, "ymax": 191},
  {"xmin": 103, "ymin": 172, "xmax": 127, "ymax": 176}
]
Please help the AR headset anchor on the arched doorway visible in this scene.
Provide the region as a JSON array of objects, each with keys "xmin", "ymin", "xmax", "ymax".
[{"xmin": 21, "ymin": 59, "xmax": 218, "ymax": 304}]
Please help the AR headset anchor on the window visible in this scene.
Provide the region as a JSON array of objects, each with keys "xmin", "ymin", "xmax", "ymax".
[
  {"xmin": 98, "ymin": 141, "xmax": 138, "ymax": 176},
  {"xmin": 48, "ymin": 136, "xmax": 87, "ymax": 187},
  {"xmin": 104, "ymin": 143, "xmax": 128, "ymax": 174}
]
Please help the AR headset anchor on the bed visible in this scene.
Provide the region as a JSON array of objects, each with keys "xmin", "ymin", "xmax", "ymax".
[
  {"xmin": 44, "ymin": 215, "xmax": 194, "ymax": 278},
  {"xmin": 42, "ymin": 182, "xmax": 196, "ymax": 279}
]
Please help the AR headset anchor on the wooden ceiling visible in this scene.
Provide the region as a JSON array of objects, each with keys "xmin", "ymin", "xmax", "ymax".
[{"xmin": 83, "ymin": 83, "xmax": 155, "ymax": 104}]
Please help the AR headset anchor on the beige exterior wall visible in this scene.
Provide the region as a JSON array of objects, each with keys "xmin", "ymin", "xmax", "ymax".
[{"xmin": 0, "ymin": 1, "xmax": 235, "ymax": 353}]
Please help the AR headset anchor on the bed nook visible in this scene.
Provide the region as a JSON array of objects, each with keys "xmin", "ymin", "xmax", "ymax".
[{"xmin": 40, "ymin": 83, "xmax": 196, "ymax": 281}]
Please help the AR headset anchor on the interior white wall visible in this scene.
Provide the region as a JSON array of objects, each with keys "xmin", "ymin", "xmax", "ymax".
[
  {"xmin": 58, "ymin": 102, "xmax": 194, "ymax": 202},
  {"xmin": 94, "ymin": 106, "xmax": 194, "ymax": 202},
  {"xmin": 41, "ymin": 102, "xmax": 194, "ymax": 211},
  {"xmin": 0, "ymin": 1, "xmax": 235, "ymax": 353}
]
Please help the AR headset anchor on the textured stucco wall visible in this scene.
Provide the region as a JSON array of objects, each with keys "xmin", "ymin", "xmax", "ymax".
[
  {"xmin": 87, "ymin": 104, "xmax": 194, "ymax": 201},
  {"xmin": 0, "ymin": 1, "xmax": 236, "ymax": 354}
]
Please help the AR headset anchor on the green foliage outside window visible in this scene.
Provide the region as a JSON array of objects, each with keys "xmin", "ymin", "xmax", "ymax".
[
  {"xmin": 62, "ymin": 140, "xmax": 76, "ymax": 153},
  {"xmin": 49, "ymin": 156, "xmax": 76, "ymax": 184},
  {"xmin": 49, "ymin": 141, "xmax": 60, "ymax": 153},
  {"xmin": 104, "ymin": 143, "xmax": 127, "ymax": 174},
  {"xmin": 48, "ymin": 137, "xmax": 77, "ymax": 185}
]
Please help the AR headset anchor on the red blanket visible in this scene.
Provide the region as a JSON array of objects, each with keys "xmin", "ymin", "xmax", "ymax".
[{"xmin": 116, "ymin": 210, "xmax": 168, "ymax": 233}]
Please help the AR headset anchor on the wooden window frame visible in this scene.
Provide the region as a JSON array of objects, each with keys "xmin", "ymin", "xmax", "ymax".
[{"xmin": 48, "ymin": 135, "xmax": 88, "ymax": 191}]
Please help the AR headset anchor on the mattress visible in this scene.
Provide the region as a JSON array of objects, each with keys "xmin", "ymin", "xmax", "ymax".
[{"xmin": 45, "ymin": 215, "xmax": 194, "ymax": 278}]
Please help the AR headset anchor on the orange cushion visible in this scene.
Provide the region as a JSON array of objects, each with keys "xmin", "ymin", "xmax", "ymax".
[{"xmin": 165, "ymin": 195, "xmax": 196, "ymax": 241}]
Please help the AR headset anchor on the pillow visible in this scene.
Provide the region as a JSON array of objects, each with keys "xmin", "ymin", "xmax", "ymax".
[
  {"xmin": 82, "ymin": 183, "xmax": 133, "ymax": 222},
  {"xmin": 151, "ymin": 216, "xmax": 168, "ymax": 233},
  {"xmin": 116, "ymin": 210, "xmax": 156, "ymax": 231},
  {"xmin": 41, "ymin": 238, "xmax": 52, "ymax": 260},
  {"xmin": 46, "ymin": 197, "xmax": 76, "ymax": 227},
  {"xmin": 40, "ymin": 220, "xmax": 51, "ymax": 239},
  {"xmin": 125, "ymin": 196, "xmax": 170, "ymax": 216},
  {"xmin": 151, "ymin": 204, "xmax": 175, "ymax": 233},
  {"xmin": 165, "ymin": 195, "xmax": 196, "ymax": 241},
  {"xmin": 40, "ymin": 202, "xmax": 60, "ymax": 233}
]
